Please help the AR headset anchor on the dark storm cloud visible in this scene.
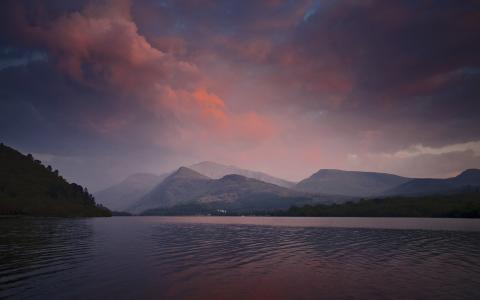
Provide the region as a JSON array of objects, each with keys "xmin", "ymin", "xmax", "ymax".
[
  {"xmin": 262, "ymin": 0, "xmax": 480, "ymax": 149},
  {"xmin": 166, "ymin": 0, "xmax": 480, "ymax": 152}
]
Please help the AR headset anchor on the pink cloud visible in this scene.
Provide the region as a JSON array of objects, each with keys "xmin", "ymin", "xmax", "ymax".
[
  {"xmin": 7, "ymin": 0, "xmax": 277, "ymax": 150},
  {"xmin": 10, "ymin": 0, "xmax": 196, "ymax": 90}
]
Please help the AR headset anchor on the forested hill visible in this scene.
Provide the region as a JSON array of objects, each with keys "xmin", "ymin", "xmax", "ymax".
[
  {"xmin": 0, "ymin": 143, "xmax": 111, "ymax": 217},
  {"xmin": 281, "ymin": 191, "xmax": 480, "ymax": 218}
]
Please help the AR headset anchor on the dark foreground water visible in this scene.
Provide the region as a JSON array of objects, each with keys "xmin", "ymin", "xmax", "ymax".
[{"xmin": 1, "ymin": 217, "xmax": 480, "ymax": 300}]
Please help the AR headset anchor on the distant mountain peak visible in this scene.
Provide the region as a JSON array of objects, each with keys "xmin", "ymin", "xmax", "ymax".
[
  {"xmin": 451, "ymin": 168, "xmax": 480, "ymax": 186},
  {"xmin": 219, "ymin": 174, "xmax": 248, "ymax": 182},
  {"xmin": 295, "ymin": 169, "xmax": 410, "ymax": 197},
  {"xmin": 312, "ymin": 169, "xmax": 346, "ymax": 176},
  {"xmin": 170, "ymin": 167, "xmax": 210, "ymax": 179},
  {"xmin": 188, "ymin": 161, "xmax": 295, "ymax": 188},
  {"xmin": 313, "ymin": 169, "xmax": 398, "ymax": 176},
  {"xmin": 457, "ymin": 168, "xmax": 480, "ymax": 177},
  {"xmin": 129, "ymin": 165, "xmax": 323, "ymax": 215},
  {"xmin": 383, "ymin": 168, "xmax": 480, "ymax": 196}
]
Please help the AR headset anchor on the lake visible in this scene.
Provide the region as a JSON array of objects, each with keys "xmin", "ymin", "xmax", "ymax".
[{"xmin": 1, "ymin": 216, "xmax": 480, "ymax": 299}]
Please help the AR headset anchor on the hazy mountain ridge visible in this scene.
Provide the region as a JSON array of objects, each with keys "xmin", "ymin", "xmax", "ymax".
[
  {"xmin": 129, "ymin": 167, "xmax": 212, "ymax": 214},
  {"xmin": 189, "ymin": 161, "xmax": 296, "ymax": 188},
  {"xmin": 94, "ymin": 173, "xmax": 168, "ymax": 211},
  {"xmin": 94, "ymin": 160, "xmax": 480, "ymax": 214},
  {"xmin": 97, "ymin": 161, "xmax": 298, "ymax": 212},
  {"xmin": 194, "ymin": 174, "xmax": 308, "ymax": 209},
  {"xmin": 294, "ymin": 169, "xmax": 411, "ymax": 197},
  {"xmin": 130, "ymin": 167, "xmax": 337, "ymax": 214},
  {"xmin": 384, "ymin": 169, "xmax": 480, "ymax": 196}
]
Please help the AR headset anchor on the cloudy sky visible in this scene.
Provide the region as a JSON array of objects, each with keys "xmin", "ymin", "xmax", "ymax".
[{"xmin": 1, "ymin": 0, "xmax": 479, "ymax": 191}]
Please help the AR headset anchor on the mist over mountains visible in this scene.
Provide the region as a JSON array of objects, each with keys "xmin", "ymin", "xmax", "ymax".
[
  {"xmin": 94, "ymin": 161, "xmax": 480, "ymax": 215},
  {"xmin": 189, "ymin": 161, "xmax": 295, "ymax": 188},
  {"xmin": 94, "ymin": 173, "xmax": 168, "ymax": 211},
  {"xmin": 95, "ymin": 161, "xmax": 298, "ymax": 212},
  {"xmin": 384, "ymin": 169, "xmax": 480, "ymax": 196},
  {"xmin": 1, "ymin": 142, "xmax": 478, "ymax": 217},
  {"xmin": 129, "ymin": 167, "xmax": 316, "ymax": 214},
  {"xmin": 294, "ymin": 169, "xmax": 411, "ymax": 196}
]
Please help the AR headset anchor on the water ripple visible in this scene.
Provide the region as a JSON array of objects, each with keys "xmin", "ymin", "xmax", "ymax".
[{"xmin": 1, "ymin": 217, "xmax": 480, "ymax": 300}]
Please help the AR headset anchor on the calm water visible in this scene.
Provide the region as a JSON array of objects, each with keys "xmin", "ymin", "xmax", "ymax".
[{"xmin": 1, "ymin": 217, "xmax": 480, "ymax": 300}]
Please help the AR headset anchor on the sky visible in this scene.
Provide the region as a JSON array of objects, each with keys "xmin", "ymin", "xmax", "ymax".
[{"xmin": 1, "ymin": 0, "xmax": 480, "ymax": 191}]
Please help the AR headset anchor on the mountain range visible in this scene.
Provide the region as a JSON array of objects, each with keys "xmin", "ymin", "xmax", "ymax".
[
  {"xmin": 94, "ymin": 161, "xmax": 480, "ymax": 215},
  {"xmin": 189, "ymin": 161, "xmax": 295, "ymax": 188},
  {"xmin": 94, "ymin": 161, "xmax": 296, "ymax": 211},
  {"xmin": 128, "ymin": 167, "xmax": 328, "ymax": 214},
  {"xmin": 384, "ymin": 169, "xmax": 480, "ymax": 196},
  {"xmin": 294, "ymin": 169, "xmax": 411, "ymax": 196},
  {"xmin": 3, "ymin": 140, "xmax": 478, "ymax": 217}
]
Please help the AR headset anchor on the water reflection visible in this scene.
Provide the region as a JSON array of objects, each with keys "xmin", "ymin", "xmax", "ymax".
[
  {"xmin": 0, "ymin": 218, "xmax": 94, "ymax": 299},
  {"xmin": 145, "ymin": 222, "xmax": 480, "ymax": 300},
  {"xmin": 1, "ymin": 217, "xmax": 480, "ymax": 300}
]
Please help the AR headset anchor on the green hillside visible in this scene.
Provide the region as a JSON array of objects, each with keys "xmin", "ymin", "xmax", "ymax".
[{"xmin": 0, "ymin": 143, "xmax": 111, "ymax": 217}]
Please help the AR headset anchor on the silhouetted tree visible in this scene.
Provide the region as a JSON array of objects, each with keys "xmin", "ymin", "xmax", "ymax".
[
  {"xmin": 0, "ymin": 143, "xmax": 111, "ymax": 217},
  {"xmin": 283, "ymin": 192, "xmax": 480, "ymax": 218}
]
